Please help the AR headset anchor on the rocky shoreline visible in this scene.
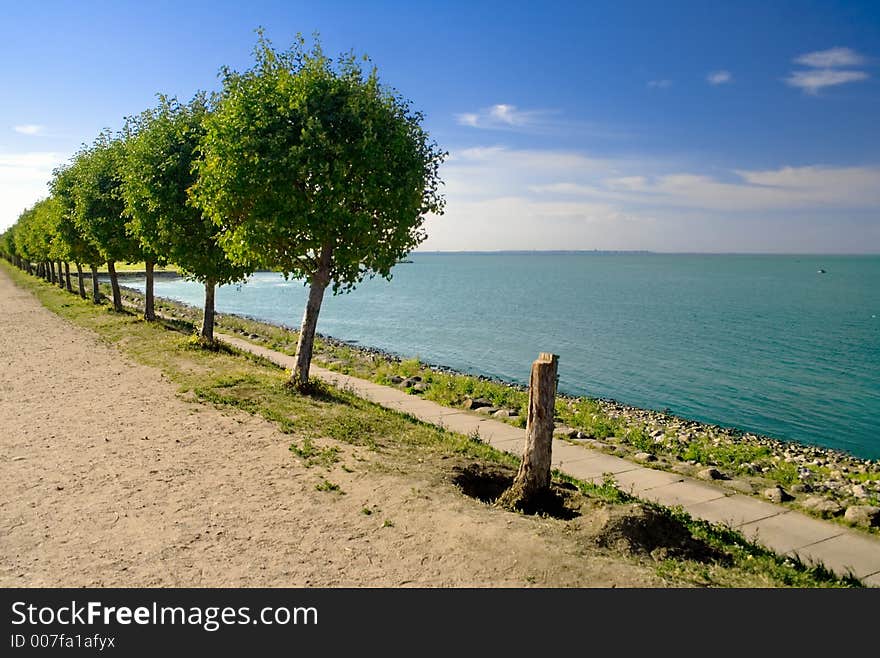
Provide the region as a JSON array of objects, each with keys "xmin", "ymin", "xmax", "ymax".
[{"xmin": 126, "ymin": 286, "xmax": 880, "ymax": 532}]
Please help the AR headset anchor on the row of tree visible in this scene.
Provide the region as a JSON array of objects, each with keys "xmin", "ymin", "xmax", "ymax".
[{"xmin": 0, "ymin": 33, "xmax": 445, "ymax": 389}]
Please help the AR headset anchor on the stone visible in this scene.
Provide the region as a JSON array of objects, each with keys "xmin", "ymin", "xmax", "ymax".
[
  {"xmin": 463, "ymin": 398, "xmax": 493, "ymax": 410},
  {"xmin": 790, "ymin": 483, "xmax": 812, "ymax": 494},
  {"xmin": 634, "ymin": 452, "xmax": 657, "ymax": 462},
  {"xmin": 851, "ymin": 484, "xmax": 869, "ymax": 499},
  {"xmin": 762, "ymin": 485, "xmax": 793, "ymax": 504},
  {"xmin": 698, "ymin": 467, "xmax": 725, "ymax": 481},
  {"xmin": 476, "ymin": 406, "xmax": 499, "ymax": 415},
  {"xmin": 389, "ymin": 376, "xmax": 404, "ymax": 384},
  {"xmin": 801, "ymin": 496, "xmax": 844, "ymax": 517},
  {"xmin": 553, "ymin": 427, "xmax": 579, "ymax": 439},
  {"xmin": 411, "ymin": 382, "xmax": 427, "ymax": 393},
  {"xmin": 843, "ymin": 505, "xmax": 880, "ymax": 528},
  {"xmin": 492, "ymin": 409, "xmax": 512, "ymax": 418}
]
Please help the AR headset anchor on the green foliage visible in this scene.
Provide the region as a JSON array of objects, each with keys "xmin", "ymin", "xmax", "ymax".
[
  {"xmin": 315, "ymin": 478, "xmax": 342, "ymax": 493},
  {"xmin": 120, "ymin": 93, "xmax": 248, "ymax": 286},
  {"xmin": 67, "ymin": 132, "xmax": 142, "ymax": 264},
  {"xmin": 51, "ymin": 162, "xmax": 103, "ymax": 266},
  {"xmin": 191, "ymin": 31, "xmax": 446, "ymax": 291},
  {"xmin": 289, "ymin": 437, "xmax": 341, "ymax": 468}
]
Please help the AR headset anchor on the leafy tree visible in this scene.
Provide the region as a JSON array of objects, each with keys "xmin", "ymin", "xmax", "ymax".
[
  {"xmin": 16, "ymin": 201, "xmax": 56, "ymax": 281},
  {"xmin": 69, "ymin": 132, "xmax": 144, "ymax": 312},
  {"xmin": 51, "ymin": 162, "xmax": 104, "ymax": 301},
  {"xmin": 121, "ymin": 93, "xmax": 248, "ymax": 336},
  {"xmin": 0, "ymin": 226, "xmax": 18, "ymax": 267},
  {"xmin": 192, "ymin": 34, "xmax": 445, "ymax": 389}
]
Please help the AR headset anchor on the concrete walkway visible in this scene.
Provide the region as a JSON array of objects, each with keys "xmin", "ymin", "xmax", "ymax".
[{"xmin": 216, "ymin": 333, "xmax": 880, "ymax": 586}]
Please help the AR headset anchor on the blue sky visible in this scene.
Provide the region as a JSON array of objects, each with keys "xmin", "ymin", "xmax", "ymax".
[{"xmin": 2, "ymin": 0, "xmax": 878, "ymax": 252}]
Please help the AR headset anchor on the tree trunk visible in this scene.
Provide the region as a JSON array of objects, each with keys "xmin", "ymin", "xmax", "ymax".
[
  {"xmin": 291, "ymin": 243, "xmax": 334, "ymax": 391},
  {"xmin": 57, "ymin": 260, "xmax": 65, "ymax": 289},
  {"xmin": 498, "ymin": 352, "xmax": 559, "ymax": 512},
  {"xmin": 144, "ymin": 260, "xmax": 155, "ymax": 321},
  {"xmin": 75, "ymin": 263, "xmax": 86, "ymax": 298},
  {"xmin": 90, "ymin": 264, "xmax": 101, "ymax": 304},
  {"xmin": 48, "ymin": 261, "xmax": 56, "ymax": 284},
  {"xmin": 201, "ymin": 278, "xmax": 216, "ymax": 342},
  {"xmin": 64, "ymin": 262, "xmax": 72, "ymax": 292},
  {"xmin": 106, "ymin": 260, "xmax": 123, "ymax": 312}
]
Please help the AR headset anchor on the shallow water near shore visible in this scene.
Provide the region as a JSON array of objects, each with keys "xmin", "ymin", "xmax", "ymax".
[{"xmin": 119, "ymin": 253, "xmax": 880, "ymax": 460}]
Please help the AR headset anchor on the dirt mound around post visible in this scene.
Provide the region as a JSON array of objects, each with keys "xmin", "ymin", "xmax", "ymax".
[
  {"xmin": 450, "ymin": 461, "xmax": 581, "ymax": 520},
  {"xmin": 594, "ymin": 504, "xmax": 725, "ymax": 563}
]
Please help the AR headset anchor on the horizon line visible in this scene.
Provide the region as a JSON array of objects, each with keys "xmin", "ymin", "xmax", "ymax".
[{"xmin": 411, "ymin": 249, "xmax": 880, "ymax": 256}]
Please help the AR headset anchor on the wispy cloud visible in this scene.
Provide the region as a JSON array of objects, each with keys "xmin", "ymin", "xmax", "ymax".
[
  {"xmin": 422, "ymin": 145, "xmax": 880, "ymax": 252},
  {"xmin": 795, "ymin": 47, "xmax": 865, "ymax": 68},
  {"xmin": 455, "ymin": 104, "xmax": 551, "ymax": 130},
  {"xmin": 786, "ymin": 47, "xmax": 869, "ymax": 94},
  {"xmin": 13, "ymin": 124, "xmax": 47, "ymax": 136},
  {"xmin": 786, "ymin": 69, "xmax": 868, "ymax": 94},
  {"xmin": 707, "ymin": 70, "xmax": 732, "ymax": 85},
  {"xmin": 647, "ymin": 79, "xmax": 672, "ymax": 89}
]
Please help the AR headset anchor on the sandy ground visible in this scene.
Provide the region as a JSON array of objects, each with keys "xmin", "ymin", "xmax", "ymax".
[{"xmin": 0, "ymin": 269, "xmax": 664, "ymax": 587}]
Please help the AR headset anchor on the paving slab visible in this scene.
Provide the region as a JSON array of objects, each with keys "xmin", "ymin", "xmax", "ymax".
[
  {"xmin": 641, "ymin": 480, "xmax": 728, "ymax": 508},
  {"xmin": 429, "ymin": 412, "xmax": 485, "ymax": 437},
  {"xmin": 790, "ymin": 531, "xmax": 880, "ymax": 579},
  {"xmin": 560, "ymin": 453, "xmax": 642, "ymax": 481},
  {"xmin": 735, "ymin": 511, "xmax": 845, "ymax": 555},
  {"xmin": 551, "ymin": 441, "xmax": 600, "ymax": 468},
  {"xmin": 613, "ymin": 468, "xmax": 684, "ymax": 495},
  {"xmin": 686, "ymin": 494, "xmax": 786, "ymax": 529}
]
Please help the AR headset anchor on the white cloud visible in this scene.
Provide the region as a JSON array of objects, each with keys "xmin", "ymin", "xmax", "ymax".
[
  {"xmin": 13, "ymin": 124, "xmax": 47, "ymax": 136},
  {"xmin": 647, "ymin": 79, "xmax": 672, "ymax": 89},
  {"xmin": 0, "ymin": 151, "xmax": 69, "ymax": 231},
  {"xmin": 455, "ymin": 104, "xmax": 551, "ymax": 130},
  {"xmin": 420, "ymin": 144, "xmax": 880, "ymax": 252},
  {"xmin": 785, "ymin": 69, "xmax": 868, "ymax": 94},
  {"xmin": 707, "ymin": 70, "xmax": 732, "ymax": 85},
  {"xmin": 795, "ymin": 47, "xmax": 865, "ymax": 68},
  {"xmin": 786, "ymin": 47, "xmax": 869, "ymax": 94}
]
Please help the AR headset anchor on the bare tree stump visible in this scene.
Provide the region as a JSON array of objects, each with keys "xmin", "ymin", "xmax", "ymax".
[{"xmin": 498, "ymin": 352, "xmax": 559, "ymax": 512}]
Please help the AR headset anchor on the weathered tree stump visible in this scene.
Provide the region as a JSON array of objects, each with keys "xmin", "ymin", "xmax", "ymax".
[{"xmin": 498, "ymin": 352, "xmax": 559, "ymax": 512}]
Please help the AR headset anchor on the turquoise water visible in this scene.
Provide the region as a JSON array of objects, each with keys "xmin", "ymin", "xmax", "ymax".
[{"xmin": 123, "ymin": 253, "xmax": 880, "ymax": 459}]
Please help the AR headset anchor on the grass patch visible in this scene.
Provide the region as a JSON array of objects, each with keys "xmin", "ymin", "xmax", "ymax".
[{"xmin": 290, "ymin": 437, "xmax": 341, "ymax": 469}]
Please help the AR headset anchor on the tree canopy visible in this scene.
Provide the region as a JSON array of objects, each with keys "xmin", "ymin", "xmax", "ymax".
[{"xmin": 191, "ymin": 33, "xmax": 445, "ymax": 385}]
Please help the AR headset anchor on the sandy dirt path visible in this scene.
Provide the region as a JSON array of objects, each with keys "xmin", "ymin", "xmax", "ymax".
[{"xmin": 0, "ymin": 269, "xmax": 663, "ymax": 587}]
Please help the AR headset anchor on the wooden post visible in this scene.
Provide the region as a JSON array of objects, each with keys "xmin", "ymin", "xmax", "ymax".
[{"xmin": 498, "ymin": 352, "xmax": 559, "ymax": 511}]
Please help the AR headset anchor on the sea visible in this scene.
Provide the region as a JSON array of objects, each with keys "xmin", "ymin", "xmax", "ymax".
[{"xmin": 120, "ymin": 253, "xmax": 880, "ymax": 460}]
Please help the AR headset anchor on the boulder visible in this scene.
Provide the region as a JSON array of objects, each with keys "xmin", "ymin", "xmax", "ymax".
[
  {"xmin": 801, "ymin": 496, "xmax": 844, "ymax": 517},
  {"xmin": 843, "ymin": 505, "xmax": 880, "ymax": 528},
  {"xmin": 389, "ymin": 376, "xmax": 404, "ymax": 385},
  {"xmin": 851, "ymin": 484, "xmax": 869, "ymax": 499},
  {"xmin": 763, "ymin": 485, "xmax": 793, "ymax": 504},
  {"xmin": 464, "ymin": 398, "xmax": 493, "ymax": 410},
  {"xmin": 698, "ymin": 467, "xmax": 725, "ymax": 481},
  {"xmin": 476, "ymin": 406, "xmax": 499, "ymax": 415},
  {"xmin": 634, "ymin": 452, "xmax": 657, "ymax": 463}
]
